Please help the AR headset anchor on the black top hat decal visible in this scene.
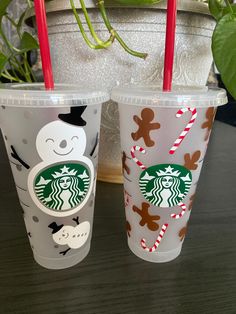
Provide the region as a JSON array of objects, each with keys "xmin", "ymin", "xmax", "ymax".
[
  {"xmin": 58, "ymin": 106, "xmax": 87, "ymax": 126},
  {"xmin": 48, "ymin": 222, "xmax": 64, "ymax": 234}
]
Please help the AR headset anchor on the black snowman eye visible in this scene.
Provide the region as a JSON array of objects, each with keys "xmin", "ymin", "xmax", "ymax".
[
  {"xmin": 46, "ymin": 138, "xmax": 54, "ymax": 143},
  {"xmin": 71, "ymin": 136, "xmax": 78, "ymax": 141}
]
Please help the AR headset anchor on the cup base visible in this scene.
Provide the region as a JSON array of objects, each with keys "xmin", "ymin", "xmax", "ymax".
[
  {"xmin": 33, "ymin": 242, "xmax": 91, "ymax": 270},
  {"xmin": 128, "ymin": 238, "xmax": 182, "ymax": 263}
]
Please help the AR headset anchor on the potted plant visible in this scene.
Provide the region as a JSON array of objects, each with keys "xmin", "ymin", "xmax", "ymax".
[
  {"xmin": 0, "ymin": 0, "xmax": 38, "ymax": 83},
  {"xmin": 26, "ymin": 0, "xmax": 214, "ymax": 183},
  {"xmin": 1, "ymin": 0, "xmax": 233, "ymax": 183}
]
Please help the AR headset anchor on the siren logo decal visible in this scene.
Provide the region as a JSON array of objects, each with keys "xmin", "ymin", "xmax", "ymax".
[
  {"xmin": 34, "ymin": 163, "xmax": 90, "ymax": 212},
  {"xmin": 139, "ymin": 164, "xmax": 192, "ymax": 208}
]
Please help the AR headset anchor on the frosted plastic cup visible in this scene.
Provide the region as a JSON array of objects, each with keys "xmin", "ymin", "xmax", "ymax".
[
  {"xmin": 111, "ymin": 85, "xmax": 227, "ymax": 263},
  {"xmin": 0, "ymin": 83, "xmax": 109, "ymax": 269}
]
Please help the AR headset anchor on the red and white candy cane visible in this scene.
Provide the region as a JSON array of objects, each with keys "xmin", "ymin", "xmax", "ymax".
[
  {"xmin": 141, "ymin": 223, "xmax": 168, "ymax": 252},
  {"xmin": 131, "ymin": 146, "xmax": 147, "ymax": 170},
  {"xmin": 171, "ymin": 202, "xmax": 186, "ymax": 219},
  {"xmin": 169, "ymin": 107, "xmax": 197, "ymax": 155}
]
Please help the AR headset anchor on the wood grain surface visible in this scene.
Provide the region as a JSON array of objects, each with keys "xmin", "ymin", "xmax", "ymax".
[{"xmin": 0, "ymin": 121, "xmax": 236, "ymax": 314}]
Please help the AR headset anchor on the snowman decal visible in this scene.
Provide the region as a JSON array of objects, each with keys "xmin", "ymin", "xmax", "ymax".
[
  {"xmin": 28, "ymin": 106, "xmax": 94, "ymax": 217},
  {"xmin": 48, "ymin": 217, "xmax": 90, "ymax": 255}
]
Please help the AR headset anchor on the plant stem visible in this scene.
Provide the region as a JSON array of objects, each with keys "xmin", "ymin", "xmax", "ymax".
[
  {"xmin": 0, "ymin": 27, "xmax": 20, "ymax": 53},
  {"xmin": 0, "ymin": 27, "xmax": 26, "ymax": 79},
  {"xmin": 23, "ymin": 53, "xmax": 32, "ymax": 82},
  {"xmin": 5, "ymin": 14, "xmax": 22, "ymax": 46},
  {"xmin": 70, "ymin": 0, "xmax": 105, "ymax": 49},
  {"xmin": 0, "ymin": 4, "xmax": 35, "ymax": 84},
  {"xmin": 79, "ymin": 0, "xmax": 114, "ymax": 48},
  {"xmin": 97, "ymin": 0, "xmax": 148, "ymax": 59},
  {"xmin": 5, "ymin": 15, "xmax": 17, "ymax": 28},
  {"xmin": 0, "ymin": 27, "xmax": 13, "ymax": 52},
  {"xmin": 225, "ymin": 0, "xmax": 234, "ymax": 13},
  {"xmin": 2, "ymin": 71, "xmax": 23, "ymax": 82},
  {"xmin": 25, "ymin": 57, "xmax": 36, "ymax": 82},
  {"xmin": 10, "ymin": 67, "xmax": 22, "ymax": 81},
  {"xmin": 28, "ymin": 64, "xmax": 36, "ymax": 82},
  {"xmin": 27, "ymin": 0, "xmax": 33, "ymax": 8},
  {"xmin": 9, "ymin": 59, "xmax": 24, "ymax": 77}
]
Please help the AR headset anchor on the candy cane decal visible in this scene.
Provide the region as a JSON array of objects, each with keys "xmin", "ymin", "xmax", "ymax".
[
  {"xmin": 141, "ymin": 223, "xmax": 168, "ymax": 252},
  {"xmin": 131, "ymin": 145, "xmax": 147, "ymax": 170},
  {"xmin": 169, "ymin": 107, "xmax": 197, "ymax": 155},
  {"xmin": 171, "ymin": 202, "xmax": 186, "ymax": 219}
]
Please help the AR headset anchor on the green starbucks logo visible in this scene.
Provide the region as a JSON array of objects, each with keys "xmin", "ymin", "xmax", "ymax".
[
  {"xmin": 34, "ymin": 163, "xmax": 90, "ymax": 212},
  {"xmin": 139, "ymin": 164, "xmax": 192, "ymax": 208}
]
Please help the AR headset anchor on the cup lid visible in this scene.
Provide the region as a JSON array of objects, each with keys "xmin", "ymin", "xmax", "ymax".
[
  {"xmin": 111, "ymin": 85, "xmax": 228, "ymax": 108},
  {"xmin": 0, "ymin": 83, "xmax": 109, "ymax": 107}
]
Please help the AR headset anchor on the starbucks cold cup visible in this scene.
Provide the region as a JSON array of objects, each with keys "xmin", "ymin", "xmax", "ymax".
[
  {"xmin": 111, "ymin": 85, "xmax": 227, "ymax": 263},
  {"xmin": 0, "ymin": 83, "xmax": 109, "ymax": 269}
]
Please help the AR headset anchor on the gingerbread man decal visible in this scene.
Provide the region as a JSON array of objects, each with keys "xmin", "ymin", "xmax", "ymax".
[
  {"xmin": 133, "ymin": 202, "xmax": 160, "ymax": 231},
  {"xmin": 184, "ymin": 150, "xmax": 201, "ymax": 170},
  {"xmin": 122, "ymin": 151, "xmax": 131, "ymax": 175},
  {"xmin": 201, "ymin": 107, "xmax": 217, "ymax": 141},
  {"xmin": 131, "ymin": 108, "xmax": 160, "ymax": 147}
]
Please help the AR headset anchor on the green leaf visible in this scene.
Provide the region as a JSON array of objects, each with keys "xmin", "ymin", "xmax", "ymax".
[
  {"xmin": 0, "ymin": 0, "xmax": 13, "ymax": 17},
  {"xmin": 0, "ymin": 52, "xmax": 8, "ymax": 74},
  {"xmin": 19, "ymin": 32, "xmax": 39, "ymax": 52},
  {"xmin": 212, "ymin": 13, "xmax": 236, "ymax": 99},
  {"xmin": 17, "ymin": 10, "xmax": 27, "ymax": 33},
  {"xmin": 209, "ymin": 0, "xmax": 225, "ymax": 20},
  {"xmin": 209, "ymin": 0, "xmax": 236, "ymax": 21}
]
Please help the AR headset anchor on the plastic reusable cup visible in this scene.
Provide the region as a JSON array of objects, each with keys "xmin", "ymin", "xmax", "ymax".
[
  {"xmin": 0, "ymin": 83, "xmax": 109, "ymax": 269},
  {"xmin": 111, "ymin": 85, "xmax": 227, "ymax": 263}
]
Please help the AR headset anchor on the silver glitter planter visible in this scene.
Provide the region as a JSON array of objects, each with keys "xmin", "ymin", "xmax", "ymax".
[{"xmin": 42, "ymin": 0, "xmax": 215, "ymax": 183}]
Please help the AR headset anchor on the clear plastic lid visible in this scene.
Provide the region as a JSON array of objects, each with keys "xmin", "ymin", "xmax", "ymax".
[
  {"xmin": 111, "ymin": 85, "xmax": 228, "ymax": 108},
  {"xmin": 0, "ymin": 83, "xmax": 109, "ymax": 107}
]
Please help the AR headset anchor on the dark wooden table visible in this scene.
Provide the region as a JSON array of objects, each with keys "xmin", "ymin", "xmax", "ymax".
[{"xmin": 0, "ymin": 121, "xmax": 236, "ymax": 314}]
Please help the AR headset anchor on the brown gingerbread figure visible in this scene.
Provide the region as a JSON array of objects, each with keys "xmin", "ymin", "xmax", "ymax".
[
  {"xmin": 124, "ymin": 189, "xmax": 132, "ymax": 208},
  {"xmin": 184, "ymin": 150, "xmax": 201, "ymax": 170},
  {"xmin": 133, "ymin": 202, "xmax": 160, "ymax": 231},
  {"xmin": 126, "ymin": 221, "xmax": 131, "ymax": 237},
  {"xmin": 122, "ymin": 151, "xmax": 130, "ymax": 175},
  {"xmin": 179, "ymin": 225, "xmax": 188, "ymax": 242},
  {"xmin": 201, "ymin": 107, "xmax": 217, "ymax": 141},
  {"xmin": 188, "ymin": 193, "xmax": 195, "ymax": 211},
  {"xmin": 131, "ymin": 108, "xmax": 160, "ymax": 147}
]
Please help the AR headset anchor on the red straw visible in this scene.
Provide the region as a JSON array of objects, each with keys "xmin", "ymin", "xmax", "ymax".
[
  {"xmin": 163, "ymin": 0, "xmax": 177, "ymax": 92},
  {"xmin": 34, "ymin": 0, "xmax": 54, "ymax": 90}
]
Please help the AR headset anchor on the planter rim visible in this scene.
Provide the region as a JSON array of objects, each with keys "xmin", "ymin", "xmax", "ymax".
[{"xmin": 26, "ymin": 0, "xmax": 211, "ymax": 25}]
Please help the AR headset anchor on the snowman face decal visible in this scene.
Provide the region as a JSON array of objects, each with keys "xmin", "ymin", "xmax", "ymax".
[
  {"xmin": 28, "ymin": 118, "xmax": 94, "ymax": 217},
  {"xmin": 36, "ymin": 120, "xmax": 86, "ymax": 162}
]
